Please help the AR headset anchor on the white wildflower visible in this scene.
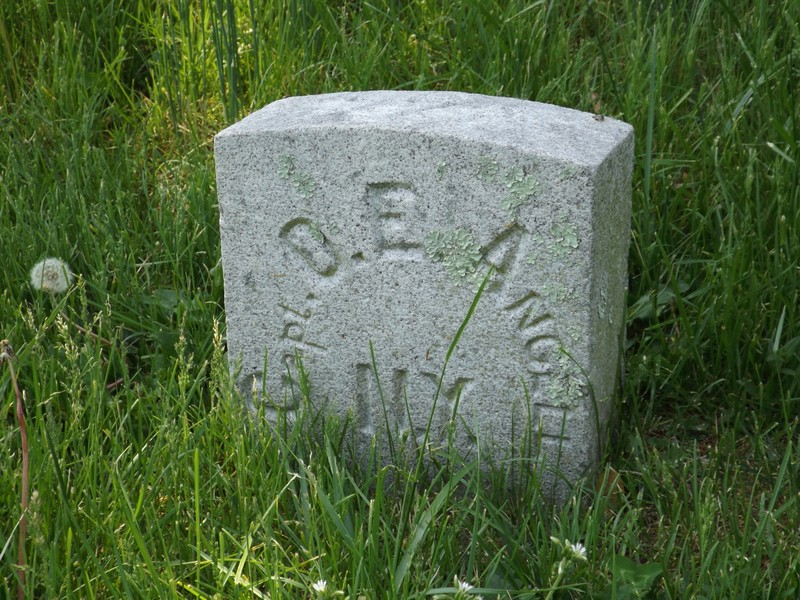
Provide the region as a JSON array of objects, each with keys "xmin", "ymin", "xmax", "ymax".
[
  {"xmin": 452, "ymin": 576, "xmax": 482, "ymax": 598},
  {"xmin": 30, "ymin": 257, "xmax": 73, "ymax": 294},
  {"xmin": 311, "ymin": 580, "xmax": 327, "ymax": 593},
  {"xmin": 456, "ymin": 579, "xmax": 474, "ymax": 592},
  {"xmin": 567, "ymin": 540, "xmax": 587, "ymax": 561}
]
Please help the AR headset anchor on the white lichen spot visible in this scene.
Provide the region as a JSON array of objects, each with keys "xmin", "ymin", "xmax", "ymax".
[{"xmin": 425, "ymin": 229, "xmax": 482, "ymax": 285}]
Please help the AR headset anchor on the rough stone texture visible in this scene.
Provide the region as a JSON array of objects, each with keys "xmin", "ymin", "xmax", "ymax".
[{"xmin": 215, "ymin": 91, "xmax": 634, "ymax": 498}]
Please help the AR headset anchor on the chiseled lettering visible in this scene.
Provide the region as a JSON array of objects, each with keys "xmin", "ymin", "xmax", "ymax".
[
  {"xmin": 365, "ymin": 183, "xmax": 424, "ymax": 258},
  {"xmin": 279, "ymin": 218, "xmax": 339, "ymax": 276}
]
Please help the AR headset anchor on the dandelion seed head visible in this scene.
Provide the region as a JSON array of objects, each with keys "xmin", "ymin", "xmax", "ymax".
[{"xmin": 30, "ymin": 257, "xmax": 73, "ymax": 294}]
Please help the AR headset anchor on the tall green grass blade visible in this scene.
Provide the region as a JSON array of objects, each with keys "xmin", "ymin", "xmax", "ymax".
[
  {"xmin": 42, "ymin": 424, "xmax": 117, "ymax": 596},
  {"xmin": 394, "ymin": 463, "xmax": 473, "ymax": 593}
]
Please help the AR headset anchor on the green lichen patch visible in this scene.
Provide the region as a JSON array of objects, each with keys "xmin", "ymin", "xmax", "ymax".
[
  {"xmin": 278, "ymin": 155, "xmax": 295, "ymax": 179},
  {"xmin": 551, "ymin": 222, "xmax": 579, "ymax": 250},
  {"xmin": 308, "ymin": 222, "xmax": 325, "ymax": 243},
  {"xmin": 477, "ymin": 156, "xmax": 499, "ymax": 181},
  {"xmin": 501, "ymin": 166, "xmax": 540, "ymax": 218},
  {"xmin": 425, "ymin": 229, "xmax": 483, "ymax": 285},
  {"xmin": 437, "ymin": 161, "xmax": 449, "ymax": 178},
  {"xmin": 503, "ymin": 166, "xmax": 525, "ymax": 186},
  {"xmin": 532, "ymin": 222, "xmax": 580, "ymax": 259},
  {"xmin": 526, "ymin": 255, "xmax": 579, "ymax": 305},
  {"xmin": 558, "ymin": 165, "xmax": 578, "ymax": 181},
  {"xmin": 564, "ymin": 324, "xmax": 583, "ymax": 345},
  {"xmin": 545, "ymin": 352, "xmax": 587, "ymax": 408},
  {"xmin": 293, "ymin": 172, "xmax": 316, "ymax": 199},
  {"xmin": 540, "ymin": 279, "xmax": 578, "ymax": 305},
  {"xmin": 597, "ymin": 280, "xmax": 613, "ymax": 324},
  {"xmin": 277, "ymin": 154, "xmax": 316, "ymax": 199}
]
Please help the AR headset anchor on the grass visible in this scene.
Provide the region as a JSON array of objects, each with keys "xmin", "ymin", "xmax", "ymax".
[{"xmin": 1, "ymin": 0, "xmax": 798, "ymax": 597}]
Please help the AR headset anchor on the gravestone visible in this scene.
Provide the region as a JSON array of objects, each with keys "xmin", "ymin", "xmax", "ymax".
[{"xmin": 215, "ymin": 91, "xmax": 633, "ymax": 498}]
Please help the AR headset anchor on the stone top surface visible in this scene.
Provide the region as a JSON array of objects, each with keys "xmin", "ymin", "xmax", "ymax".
[{"xmin": 216, "ymin": 91, "xmax": 632, "ymax": 167}]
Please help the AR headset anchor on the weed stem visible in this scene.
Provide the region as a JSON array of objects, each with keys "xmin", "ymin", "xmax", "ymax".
[{"xmin": 1, "ymin": 340, "xmax": 28, "ymax": 600}]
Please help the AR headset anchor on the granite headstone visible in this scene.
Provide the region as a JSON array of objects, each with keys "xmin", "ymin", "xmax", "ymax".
[{"xmin": 215, "ymin": 91, "xmax": 634, "ymax": 498}]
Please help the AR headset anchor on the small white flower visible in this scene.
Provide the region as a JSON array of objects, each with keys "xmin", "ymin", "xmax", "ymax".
[
  {"xmin": 456, "ymin": 579, "xmax": 474, "ymax": 592},
  {"xmin": 311, "ymin": 579, "xmax": 327, "ymax": 593},
  {"xmin": 567, "ymin": 540, "xmax": 587, "ymax": 561},
  {"xmin": 453, "ymin": 576, "xmax": 481, "ymax": 597},
  {"xmin": 30, "ymin": 257, "xmax": 73, "ymax": 294}
]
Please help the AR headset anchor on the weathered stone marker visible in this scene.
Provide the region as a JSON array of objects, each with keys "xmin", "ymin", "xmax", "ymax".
[{"xmin": 215, "ymin": 91, "xmax": 633, "ymax": 496}]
